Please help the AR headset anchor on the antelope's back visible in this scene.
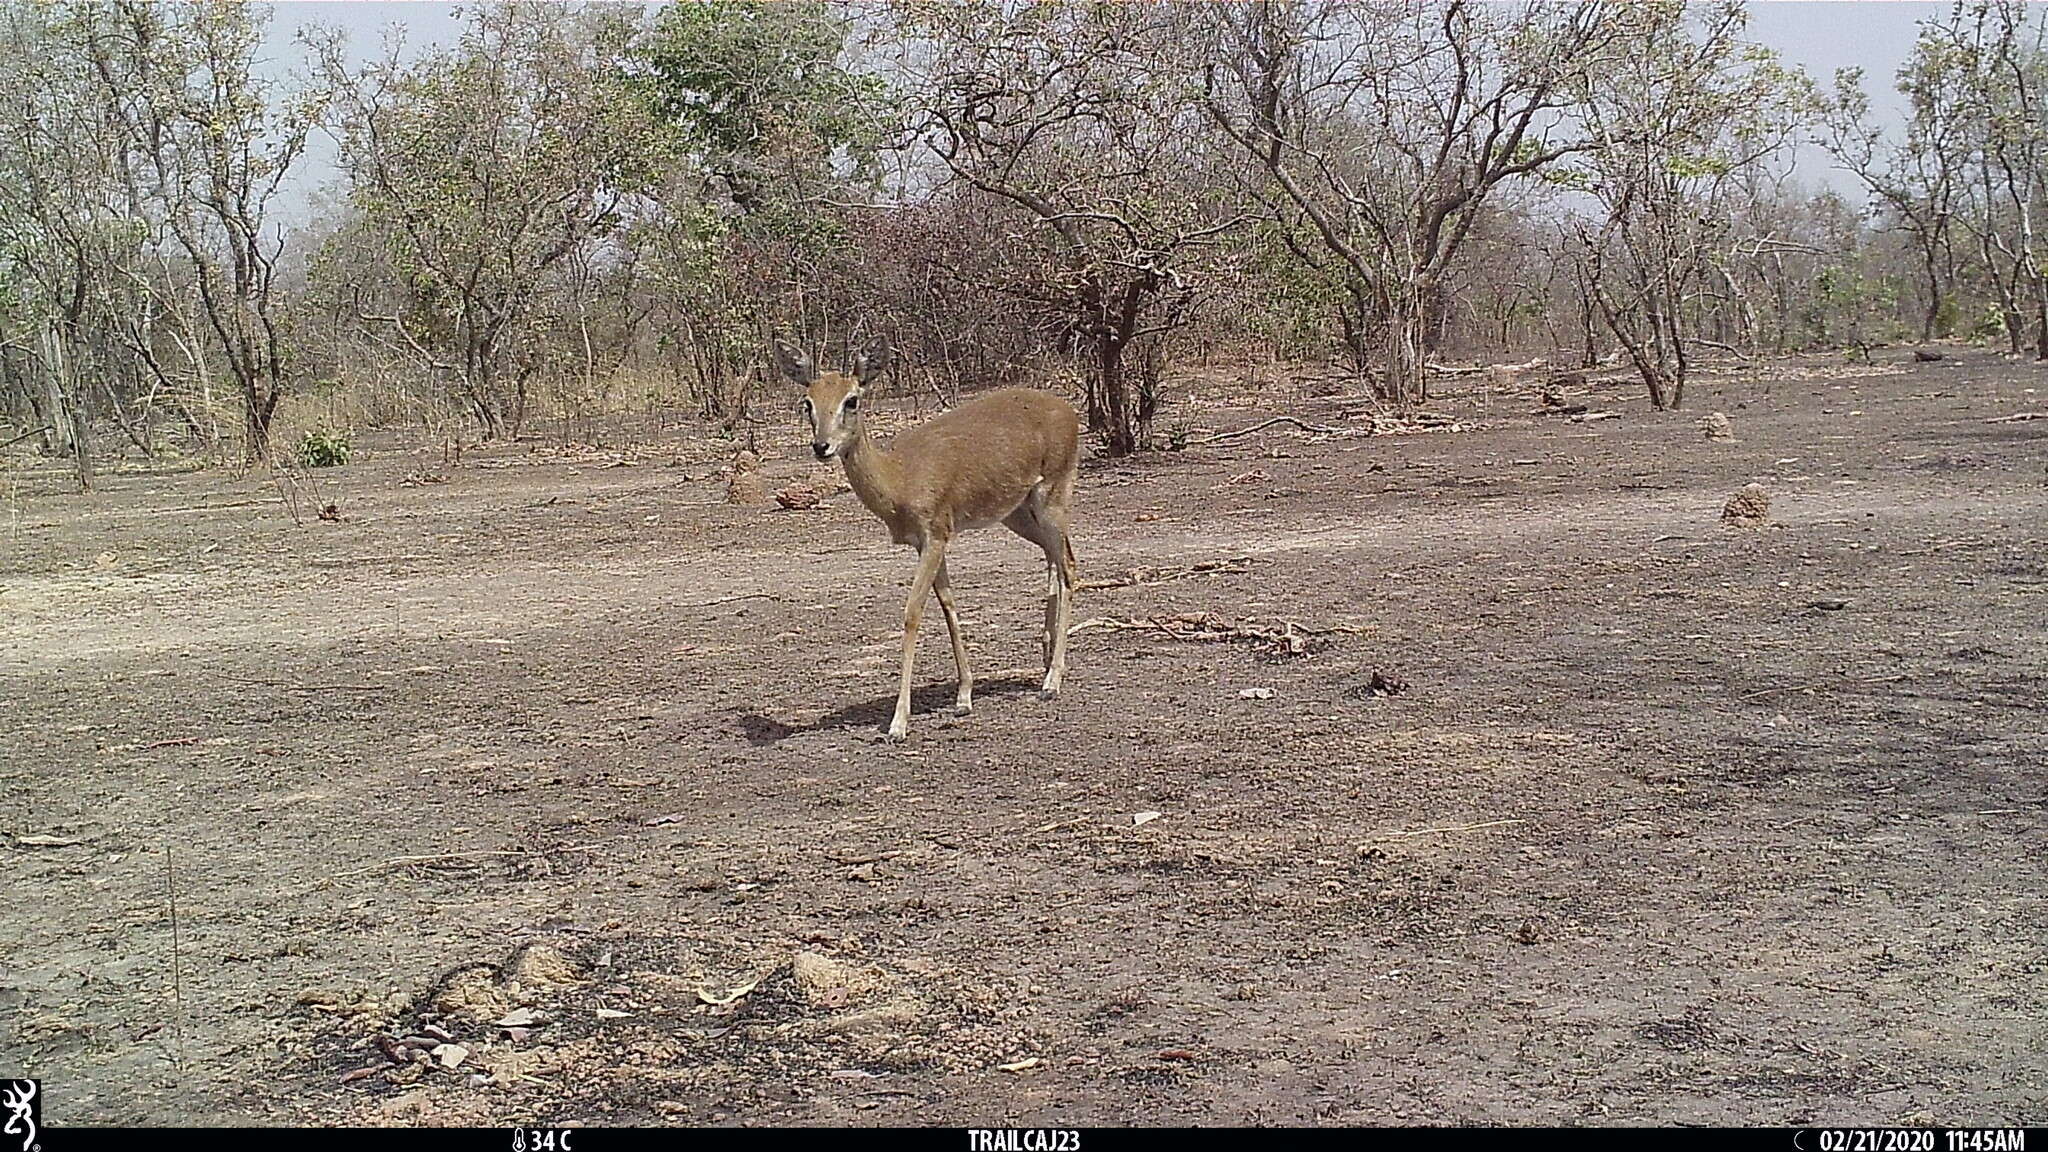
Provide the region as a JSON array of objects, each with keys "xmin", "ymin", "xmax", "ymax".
[{"xmin": 894, "ymin": 389, "xmax": 1079, "ymax": 527}]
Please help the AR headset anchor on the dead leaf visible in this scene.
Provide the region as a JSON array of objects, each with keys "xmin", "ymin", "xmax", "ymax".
[
  {"xmin": 997, "ymin": 1057, "xmax": 1041, "ymax": 1072},
  {"xmin": 1132, "ymin": 811, "xmax": 1161, "ymax": 827},
  {"xmin": 696, "ymin": 978, "xmax": 761, "ymax": 1007}
]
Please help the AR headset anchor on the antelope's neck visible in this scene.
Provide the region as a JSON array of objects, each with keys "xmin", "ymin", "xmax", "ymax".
[{"xmin": 838, "ymin": 431, "xmax": 911, "ymax": 540}]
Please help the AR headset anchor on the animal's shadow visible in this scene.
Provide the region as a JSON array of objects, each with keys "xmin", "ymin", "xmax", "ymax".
[{"xmin": 732, "ymin": 675, "xmax": 1044, "ymax": 746}]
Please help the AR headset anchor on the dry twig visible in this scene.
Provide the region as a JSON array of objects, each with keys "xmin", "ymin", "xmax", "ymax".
[
  {"xmin": 1185, "ymin": 416, "xmax": 1357, "ymax": 445},
  {"xmin": 1077, "ymin": 557, "xmax": 1253, "ymax": 591},
  {"xmin": 1371, "ymin": 819, "xmax": 1524, "ymax": 840},
  {"xmin": 1068, "ymin": 611, "xmax": 1366, "ymax": 657},
  {"xmin": 333, "ymin": 843, "xmax": 604, "ymax": 879}
]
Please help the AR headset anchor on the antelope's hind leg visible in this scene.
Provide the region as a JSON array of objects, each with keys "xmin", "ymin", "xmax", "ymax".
[
  {"xmin": 1005, "ymin": 494, "xmax": 1076, "ymax": 697},
  {"xmin": 934, "ymin": 559, "xmax": 973, "ymax": 715}
]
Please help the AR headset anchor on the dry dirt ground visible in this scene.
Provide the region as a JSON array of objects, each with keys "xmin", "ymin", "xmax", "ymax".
[{"xmin": 2, "ymin": 351, "xmax": 2044, "ymax": 1128}]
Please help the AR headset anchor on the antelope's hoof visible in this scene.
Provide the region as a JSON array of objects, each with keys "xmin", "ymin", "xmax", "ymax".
[
  {"xmin": 885, "ymin": 719, "xmax": 910, "ymax": 741},
  {"xmin": 952, "ymin": 699, "xmax": 973, "ymax": 717},
  {"xmin": 1039, "ymin": 685, "xmax": 1061, "ymax": 701}
]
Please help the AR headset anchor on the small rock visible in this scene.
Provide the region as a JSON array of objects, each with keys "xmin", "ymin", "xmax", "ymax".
[
  {"xmin": 1721, "ymin": 482, "xmax": 1771, "ymax": 525},
  {"xmin": 792, "ymin": 951, "xmax": 882, "ymax": 1007},
  {"xmin": 726, "ymin": 471, "xmax": 773, "ymax": 507},
  {"xmin": 675, "ymin": 867, "xmax": 721, "ymax": 891},
  {"xmin": 1132, "ymin": 811, "xmax": 1162, "ymax": 827},
  {"xmin": 508, "ymin": 941, "xmax": 584, "ymax": 989},
  {"xmin": 1365, "ymin": 668, "xmax": 1408, "ymax": 697},
  {"xmin": 1913, "ymin": 348, "xmax": 1946, "ymax": 362},
  {"xmin": 1237, "ymin": 687, "xmax": 1274, "ymax": 700},
  {"xmin": 431, "ymin": 1043, "xmax": 469, "ymax": 1069},
  {"xmin": 1699, "ymin": 411, "xmax": 1734, "ymax": 441},
  {"xmin": 432, "ymin": 968, "xmax": 510, "ymax": 1022},
  {"xmin": 775, "ymin": 483, "xmax": 823, "ymax": 510}
]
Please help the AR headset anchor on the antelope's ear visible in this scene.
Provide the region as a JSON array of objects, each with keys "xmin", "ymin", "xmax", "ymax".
[
  {"xmin": 851, "ymin": 345, "xmax": 891, "ymax": 385},
  {"xmin": 771, "ymin": 339, "xmax": 815, "ymax": 387}
]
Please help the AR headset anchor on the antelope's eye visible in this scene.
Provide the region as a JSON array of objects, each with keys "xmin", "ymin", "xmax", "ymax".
[
  {"xmin": 799, "ymin": 398, "xmax": 812, "ymax": 416},
  {"xmin": 844, "ymin": 396, "xmax": 860, "ymax": 412}
]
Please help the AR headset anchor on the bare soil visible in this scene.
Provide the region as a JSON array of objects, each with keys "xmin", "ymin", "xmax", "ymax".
[{"xmin": 2, "ymin": 351, "xmax": 2044, "ymax": 1127}]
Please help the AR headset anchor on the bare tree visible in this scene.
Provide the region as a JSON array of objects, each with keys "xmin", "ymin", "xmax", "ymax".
[
  {"xmin": 314, "ymin": 2, "xmax": 654, "ymax": 440},
  {"xmin": 1568, "ymin": 0, "xmax": 1808, "ymax": 409},
  {"xmin": 903, "ymin": 1, "xmax": 1243, "ymax": 455},
  {"xmin": 1205, "ymin": 0, "xmax": 1620, "ymax": 405},
  {"xmin": 1822, "ymin": 46, "xmax": 1968, "ymax": 344},
  {"xmin": 86, "ymin": 0, "xmax": 315, "ymax": 461}
]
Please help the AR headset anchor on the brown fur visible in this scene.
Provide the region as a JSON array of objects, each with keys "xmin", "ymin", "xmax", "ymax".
[{"xmin": 779, "ymin": 345, "xmax": 1081, "ymax": 739}]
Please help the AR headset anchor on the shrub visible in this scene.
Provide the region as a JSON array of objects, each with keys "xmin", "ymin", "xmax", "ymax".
[{"xmin": 297, "ymin": 429, "xmax": 352, "ymax": 468}]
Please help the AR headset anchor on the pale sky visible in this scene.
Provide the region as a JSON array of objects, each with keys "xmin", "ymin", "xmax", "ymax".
[{"xmin": 258, "ymin": 0, "xmax": 1948, "ymax": 222}]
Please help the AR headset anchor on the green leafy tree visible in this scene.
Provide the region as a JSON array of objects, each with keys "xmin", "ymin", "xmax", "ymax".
[{"xmin": 317, "ymin": 2, "xmax": 659, "ymax": 439}]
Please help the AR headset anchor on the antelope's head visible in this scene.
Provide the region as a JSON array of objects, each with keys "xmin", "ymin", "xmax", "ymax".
[{"xmin": 774, "ymin": 340, "xmax": 889, "ymax": 461}]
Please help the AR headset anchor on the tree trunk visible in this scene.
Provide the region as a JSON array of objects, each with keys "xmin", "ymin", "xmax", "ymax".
[
  {"xmin": 39, "ymin": 326, "xmax": 91, "ymax": 490},
  {"xmin": 1095, "ymin": 332, "xmax": 1136, "ymax": 457},
  {"xmin": 1381, "ymin": 295, "xmax": 1428, "ymax": 407},
  {"xmin": 1921, "ymin": 247, "xmax": 1942, "ymax": 343},
  {"xmin": 244, "ymin": 382, "xmax": 276, "ymax": 462},
  {"xmin": 2034, "ymin": 278, "xmax": 2048, "ymax": 362}
]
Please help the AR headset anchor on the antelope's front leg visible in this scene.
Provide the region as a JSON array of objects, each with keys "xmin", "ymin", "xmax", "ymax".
[{"xmin": 889, "ymin": 543, "xmax": 946, "ymax": 740}]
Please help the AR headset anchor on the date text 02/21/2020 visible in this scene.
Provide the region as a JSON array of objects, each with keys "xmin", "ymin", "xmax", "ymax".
[{"xmin": 1812, "ymin": 1132, "xmax": 2026, "ymax": 1152}]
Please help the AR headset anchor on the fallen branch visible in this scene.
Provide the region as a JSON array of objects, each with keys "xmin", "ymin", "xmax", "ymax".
[
  {"xmin": 1986, "ymin": 411, "xmax": 2046, "ymax": 423},
  {"xmin": 334, "ymin": 843, "xmax": 603, "ymax": 879},
  {"xmin": 685, "ymin": 593, "xmax": 780, "ymax": 608},
  {"xmin": 220, "ymin": 675, "xmax": 384, "ymax": 693},
  {"xmin": 1068, "ymin": 611, "xmax": 1367, "ymax": 657},
  {"xmin": 1371, "ymin": 818, "xmax": 1524, "ymax": 840},
  {"xmin": 1077, "ymin": 557, "xmax": 1253, "ymax": 592},
  {"xmin": 1898, "ymin": 537, "xmax": 1989, "ymax": 556},
  {"xmin": 0, "ymin": 425, "xmax": 52, "ymax": 452},
  {"xmin": 1425, "ymin": 356, "xmax": 1546, "ymax": 377},
  {"xmin": 1184, "ymin": 416, "xmax": 1357, "ymax": 446}
]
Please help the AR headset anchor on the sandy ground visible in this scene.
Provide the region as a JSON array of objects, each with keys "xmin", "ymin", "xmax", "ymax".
[{"xmin": 1, "ymin": 350, "xmax": 2044, "ymax": 1127}]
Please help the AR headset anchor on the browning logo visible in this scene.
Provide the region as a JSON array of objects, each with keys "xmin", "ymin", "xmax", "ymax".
[{"xmin": 0, "ymin": 1080, "xmax": 36, "ymax": 1152}]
